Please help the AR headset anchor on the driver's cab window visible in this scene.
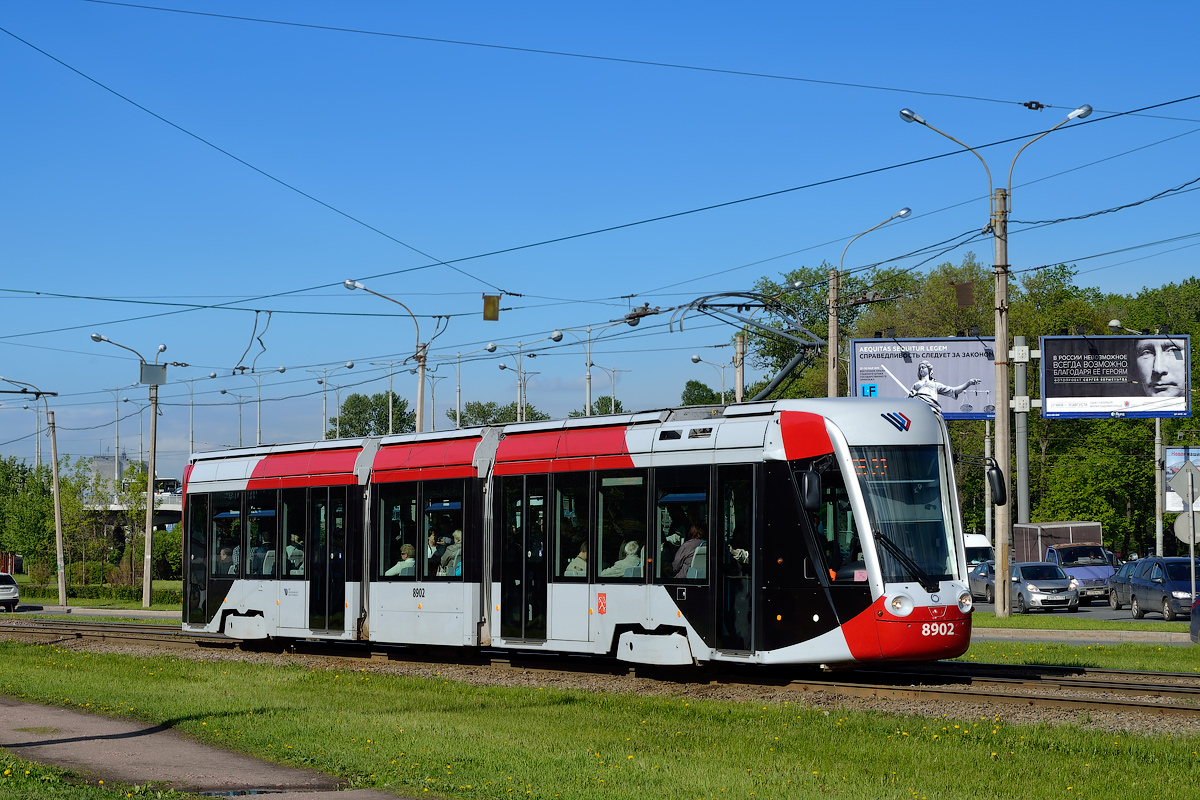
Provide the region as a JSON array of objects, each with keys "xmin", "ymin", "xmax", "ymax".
[{"xmin": 797, "ymin": 455, "xmax": 865, "ymax": 584}]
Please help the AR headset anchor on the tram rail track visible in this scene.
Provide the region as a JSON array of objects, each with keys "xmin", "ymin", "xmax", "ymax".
[{"xmin": 4, "ymin": 618, "xmax": 1199, "ymax": 719}]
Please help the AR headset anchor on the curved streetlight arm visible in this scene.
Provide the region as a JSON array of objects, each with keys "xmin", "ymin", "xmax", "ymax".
[
  {"xmin": 900, "ymin": 110, "xmax": 993, "ymax": 209},
  {"xmin": 345, "ymin": 280, "xmax": 421, "ymax": 358},
  {"xmin": 1006, "ymin": 106, "xmax": 1091, "ymax": 210},
  {"xmin": 838, "ymin": 208, "xmax": 912, "ymax": 272},
  {"xmin": 91, "ymin": 333, "xmax": 148, "ymax": 365}
]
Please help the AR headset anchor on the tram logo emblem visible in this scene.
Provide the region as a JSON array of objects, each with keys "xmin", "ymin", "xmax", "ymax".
[
  {"xmin": 597, "ymin": 593, "xmax": 607, "ymax": 615},
  {"xmin": 881, "ymin": 412, "xmax": 912, "ymax": 432}
]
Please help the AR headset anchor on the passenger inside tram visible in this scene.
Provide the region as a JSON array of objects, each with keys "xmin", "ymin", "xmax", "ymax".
[
  {"xmin": 564, "ymin": 542, "xmax": 588, "ymax": 576},
  {"xmin": 385, "ymin": 543, "xmax": 417, "ymax": 576},
  {"xmin": 439, "ymin": 530, "xmax": 463, "ymax": 575},
  {"xmin": 673, "ymin": 523, "xmax": 707, "ymax": 578},
  {"xmin": 600, "ymin": 540, "xmax": 642, "ymax": 577}
]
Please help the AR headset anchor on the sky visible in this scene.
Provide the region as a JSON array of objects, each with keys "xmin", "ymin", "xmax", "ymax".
[{"xmin": 1, "ymin": 0, "xmax": 1198, "ymax": 479}]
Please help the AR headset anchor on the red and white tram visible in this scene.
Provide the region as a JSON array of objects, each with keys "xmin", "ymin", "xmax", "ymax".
[{"xmin": 182, "ymin": 398, "xmax": 974, "ymax": 667}]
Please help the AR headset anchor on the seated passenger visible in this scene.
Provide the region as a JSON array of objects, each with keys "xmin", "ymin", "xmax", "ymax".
[
  {"xmin": 440, "ymin": 530, "xmax": 463, "ymax": 575},
  {"xmin": 215, "ymin": 546, "xmax": 236, "ymax": 575},
  {"xmin": 673, "ymin": 523, "xmax": 707, "ymax": 578},
  {"xmin": 564, "ymin": 543, "xmax": 588, "ymax": 576},
  {"xmin": 385, "ymin": 543, "xmax": 417, "ymax": 576},
  {"xmin": 600, "ymin": 540, "xmax": 642, "ymax": 578}
]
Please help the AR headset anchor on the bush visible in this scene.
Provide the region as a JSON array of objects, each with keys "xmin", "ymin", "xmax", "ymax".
[{"xmin": 19, "ymin": 583, "xmax": 182, "ymax": 606}]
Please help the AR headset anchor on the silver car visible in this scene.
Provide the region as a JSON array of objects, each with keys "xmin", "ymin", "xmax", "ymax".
[
  {"xmin": 1011, "ymin": 562, "xmax": 1079, "ymax": 613},
  {"xmin": 0, "ymin": 573, "xmax": 19, "ymax": 612},
  {"xmin": 968, "ymin": 560, "xmax": 997, "ymax": 603}
]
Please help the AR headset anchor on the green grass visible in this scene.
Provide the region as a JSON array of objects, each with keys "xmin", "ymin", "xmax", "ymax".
[
  {"xmin": 14, "ymin": 614, "xmax": 179, "ymax": 625},
  {"xmin": 958, "ymin": 639, "xmax": 1200, "ymax": 671},
  {"xmin": 971, "ymin": 610, "xmax": 1191, "ymax": 632},
  {"xmin": 0, "ymin": 753, "xmax": 199, "ymax": 799},
  {"xmin": 2, "ymin": 641, "xmax": 1200, "ymax": 799}
]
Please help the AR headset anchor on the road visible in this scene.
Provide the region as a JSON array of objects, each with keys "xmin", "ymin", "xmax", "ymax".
[{"xmin": 973, "ymin": 598, "xmax": 1187, "ymax": 624}]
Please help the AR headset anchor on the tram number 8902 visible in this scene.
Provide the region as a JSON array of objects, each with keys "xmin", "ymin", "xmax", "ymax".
[{"xmin": 920, "ymin": 622, "xmax": 956, "ymax": 636}]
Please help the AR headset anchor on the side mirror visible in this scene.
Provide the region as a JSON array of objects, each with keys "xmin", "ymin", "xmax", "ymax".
[
  {"xmin": 800, "ymin": 469, "xmax": 822, "ymax": 512},
  {"xmin": 986, "ymin": 462, "xmax": 1008, "ymax": 507}
]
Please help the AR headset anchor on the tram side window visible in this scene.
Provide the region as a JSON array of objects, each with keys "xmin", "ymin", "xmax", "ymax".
[
  {"xmin": 654, "ymin": 465, "xmax": 709, "ymax": 581},
  {"xmin": 246, "ymin": 489, "xmax": 278, "ymax": 578},
  {"xmin": 798, "ymin": 455, "xmax": 866, "ymax": 584},
  {"xmin": 554, "ymin": 472, "xmax": 590, "ymax": 580},
  {"xmin": 378, "ymin": 483, "xmax": 418, "ymax": 579},
  {"xmin": 424, "ymin": 480, "xmax": 465, "ymax": 579},
  {"xmin": 210, "ymin": 491, "xmax": 242, "ymax": 578},
  {"xmin": 280, "ymin": 488, "xmax": 306, "ymax": 578},
  {"xmin": 186, "ymin": 492, "xmax": 209, "ymax": 624},
  {"xmin": 597, "ymin": 471, "xmax": 647, "ymax": 580}
]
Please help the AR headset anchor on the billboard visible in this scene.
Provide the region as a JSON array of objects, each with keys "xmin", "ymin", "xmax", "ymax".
[
  {"xmin": 1167, "ymin": 446, "xmax": 1200, "ymax": 513},
  {"xmin": 1041, "ymin": 335, "xmax": 1191, "ymax": 419},
  {"xmin": 850, "ymin": 337, "xmax": 997, "ymax": 420}
]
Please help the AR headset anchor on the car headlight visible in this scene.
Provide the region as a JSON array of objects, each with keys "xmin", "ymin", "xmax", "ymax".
[
  {"xmin": 1172, "ymin": 591, "xmax": 1191, "ymax": 600},
  {"xmin": 888, "ymin": 594, "xmax": 914, "ymax": 617},
  {"xmin": 1068, "ymin": 579, "xmax": 1079, "ymax": 590},
  {"xmin": 957, "ymin": 591, "xmax": 973, "ymax": 613},
  {"xmin": 1026, "ymin": 583, "xmax": 1038, "ymax": 593}
]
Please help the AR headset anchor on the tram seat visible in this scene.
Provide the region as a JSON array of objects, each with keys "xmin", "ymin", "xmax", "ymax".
[
  {"xmin": 286, "ymin": 553, "xmax": 304, "ymax": 575},
  {"xmin": 399, "ymin": 564, "xmax": 414, "ymax": 576},
  {"xmin": 623, "ymin": 559, "xmax": 643, "ymax": 578},
  {"xmin": 686, "ymin": 545, "xmax": 708, "ymax": 579},
  {"xmin": 261, "ymin": 551, "xmax": 276, "ymax": 575}
]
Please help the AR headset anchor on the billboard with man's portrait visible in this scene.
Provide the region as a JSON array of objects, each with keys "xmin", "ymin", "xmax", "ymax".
[
  {"xmin": 850, "ymin": 337, "xmax": 997, "ymax": 420},
  {"xmin": 1041, "ymin": 335, "xmax": 1191, "ymax": 419}
]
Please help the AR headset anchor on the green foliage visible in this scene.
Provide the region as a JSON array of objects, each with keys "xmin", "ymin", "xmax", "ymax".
[
  {"xmin": 333, "ymin": 391, "xmax": 413, "ymax": 437},
  {"xmin": 448, "ymin": 400, "xmax": 550, "ymax": 426},
  {"xmin": 18, "ymin": 584, "xmax": 182, "ymax": 605},
  {"xmin": 568, "ymin": 396, "xmax": 627, "ymax": 416},
  {"xmin": 679, "ymin": 379, "xmax": 721, "ymax": 406}
]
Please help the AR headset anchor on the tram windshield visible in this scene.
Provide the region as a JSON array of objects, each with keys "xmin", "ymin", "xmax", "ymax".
[{"xmin": 850, "ymin": 445, "xmax": 957, "ymax": 588}]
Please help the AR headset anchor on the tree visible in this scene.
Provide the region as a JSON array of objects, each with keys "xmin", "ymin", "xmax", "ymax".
[
  {"xmin": 446, "ymin": 400, "xmax": 550, "ymax": 427},
  {"xmin": 333, "ymin": 391, "xmax": 414, "ymax": 437},
  {"xmin": 568, "ymin": 396, "xmax": 626, "ymax": 417},
  {"xmin": 680, "ymin": 380, "xmax": 721, "ymax": 406}
]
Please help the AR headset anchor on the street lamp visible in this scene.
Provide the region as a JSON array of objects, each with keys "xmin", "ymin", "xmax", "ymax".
[
  {"xmin": 589, "ymin": 363, "xmax": 630, "ymax": 415},
  {"xmin": 91, "ymin": 333, "xmax": 168, "ymax": 608},
  {"xmin": 436, "ymin": 347, "xmax": 492, "ymax": 429},
  {"xmin": 122, "ymin": 398, "xmax": 148, "ymax": 464},
  {"xmin": 829, "ymin": 207, "xmax": 911, "ymax": 397},
  {"xmin": 345, "ymin": 279, "xmax": 446, "ymax": 433},
  {"xmin": 488, "ymin": 341, "xmax": 541, "ymax": 422},
  {"xmin": 306, "ymin": 362, "xmax": 354, "ymax": 439},
  {"xmin": 220, "ymin": 390, "xmax": 251, "ymax": 447},
  {"xmin": 900, "ymin": 103, "xmax": 1091, "ymax": 617},
  {"xmin": 1, "ymin": 377, "xmax": 65, "ymax": 606},
  {"xmin": 179, "ymin": 372, "xmax": 218, "ymax": 456},
  {"xmin": 248, "ymin": 366, "xmax": 286, "ymax": 446},
  {"xmin": 20, "ymin": 402, "xmax": 41, "ymax": 467},
  {"xmin": 551, "ymin": 312, "xmax": 648, "ymax": 416},
  {"xmin": 690, "ymin": 354, "xmax": 729, "ymax": 404}
]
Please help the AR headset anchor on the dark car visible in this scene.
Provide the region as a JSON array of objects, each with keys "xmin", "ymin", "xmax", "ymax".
[
  {"xmin": 968, "ymin": 560, "xmax": 997, "ymax": 603},
  {"xmin": 1126, "ymin": 557, "xmax": 1200, "ymax": 621},
  {"xmin": 1108, "ymin": 560, "xmax": 1138, "ymax": 610}
]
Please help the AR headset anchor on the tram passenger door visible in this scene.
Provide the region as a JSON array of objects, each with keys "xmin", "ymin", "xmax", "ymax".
[
  {"xmin": 716, "ymin": 465, "xmax": 753, "ymax": 652},
  {"xmin": 308, "ymin": 486, "xmax": 347, "ymax": 633},
  {"xmin": 498, "ymin": 475, "xmax": 547, "ymax": 640}
]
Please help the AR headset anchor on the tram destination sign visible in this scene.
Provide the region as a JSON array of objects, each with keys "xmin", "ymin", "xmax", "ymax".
[
  {"xmin": 850, "ymin": 337, "xmax": 996, "ymax": 420},
  {"xmin": 1040, "ymin": 334, "xmax": 1191, "ymax": 419}
]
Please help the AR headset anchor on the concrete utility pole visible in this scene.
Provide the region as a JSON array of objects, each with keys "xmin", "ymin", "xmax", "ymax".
[
  {"xmin": 827, "ymin": 268, "xmax": 840, "ymax": 397},
  {"xmin": 1014, "ymin": 335, "xmax": 1030, "ymax": 523},
  {"xmin": 735, "ymin": 332, "xmax": 746, "ymax": 402}
]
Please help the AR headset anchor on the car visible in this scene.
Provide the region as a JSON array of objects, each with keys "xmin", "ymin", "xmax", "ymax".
[
  {"xmin": 1125, "ymin": 557, "xmax": 1200, "ymax": 621},
  {"xmin": 1109, "ymin": 560, "xmax": 1138, "ymax": 610},
  {"xmin": 0, "ymin": 573, "xmax": 19, "ymax": 612},
  {"xmin": 1191, "ymin": 597, "xmax": 1200, "ymax": 644},
  {"xmin": 968, "ymin": 560, "xmax": 997, "ymax": 603},
  {"xmin": 1010, "ymin": 561, "xmax": 1079, "ymax": 613}
]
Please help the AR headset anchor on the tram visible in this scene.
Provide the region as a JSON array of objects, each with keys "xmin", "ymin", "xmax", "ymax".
[{"xmin": 182, "ymin": 398, "xmax": 975, "ymax": 667}]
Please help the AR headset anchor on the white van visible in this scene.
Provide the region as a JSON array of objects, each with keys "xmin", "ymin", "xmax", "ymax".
[{"xmin": 964, "ymin": 533, "xmax": 994, "ymax": 566}]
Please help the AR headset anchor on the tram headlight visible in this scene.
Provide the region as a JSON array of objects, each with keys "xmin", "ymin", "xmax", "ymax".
[
  {"xmin": 957, "ymin": 591, "xmax": 973, "ymax": 613},
  {"xmin": 888, "ymin": 594, "xmax": 914, "ymax": 617}
]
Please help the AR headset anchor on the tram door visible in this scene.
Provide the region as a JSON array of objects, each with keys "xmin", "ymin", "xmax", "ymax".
[
  {"xmin": 498, "ymin": 475, "xmax": 548, "ymax": 640},
  {"xmin": 308, "ymin": 486, "xmax": 347, "ymax": 633},
  {"xmin": 716, "ymin": 465, "xmax": 754, "ymax": 652}
]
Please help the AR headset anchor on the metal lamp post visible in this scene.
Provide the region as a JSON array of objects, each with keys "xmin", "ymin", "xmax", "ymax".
[
  {"xmin": 829, "ymin": 207, "xmax": 911, "ymax": 397},
  {"xmin": 690, "ymin": 354, "xmax": 729, "ymax": 404},
  {"xmin": 220, "ymin": 390, "xmax": 251, "ymax": 447},
  {"xmin": 345, "ymin": 279, "xmax": 435, "ymax": 432},
  {"xmin": 306, "ymin": 362, "xmax": 354, "ymax": 439},
  {"xmin": 1, "ymin": 378, "xmax": 65, "ymax": 606},
  {"xmin": 589, "ymin": 363, "xmax": 630, "ymax": 415},
  {"xmin": 900, "ymin": 103, "xmax": 1091, "ymax": 617},
  {"xmin": 551, "ymin": 313, "xmax": 647, "ymax": 416},
  {"xmin": 249, "ymin": 366, "xmax": 286, "ymax": 446},
  {"xmin": 122, "ymin": 397, "xmax": 148, "ymax": 464},
  {"xmin": 180, "ymin": 372, "xmax": 218, "ymax": 456},
  {"xmin": 91, "ymin": 333, "xmax": 168, "ymax": 608}
]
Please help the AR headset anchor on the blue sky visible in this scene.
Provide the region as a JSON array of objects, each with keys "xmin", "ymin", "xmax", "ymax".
[{"xmin": 2, "ymin": 0, "xmax": 1198, "ymax": 477}]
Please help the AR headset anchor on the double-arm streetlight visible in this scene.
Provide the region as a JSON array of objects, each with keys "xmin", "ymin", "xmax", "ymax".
[
  {"xmin": 220, "ymin": 390, "xmax": 251, "ymax": 447},
  {"xmin": 589, "ymin": 364, "xmax": 630, "ymax": 415},
  {"xmin": 1, "ymin": 377, "xmax": 65, "ymax": 606},
  {"xmin": 690, "ymin": 353, "xmax": 730, "ymax": 404},
  {"xmin": 248, "ymin": 366, "xmax": 286, "ymax": 446},
  {"xmin": 179, "ymin": 372, "xmax": 218, "ymax": 456},
  {"xmin": 551, "ymin": 311, "xmax": 651, "ymax": 416},
  {"xmin": 345, "ymin": 279, "xmax": 447, "ymax": 433},
  {"xmin": 829, "ymin": 208, "xmax": 911, "ymax": 396},
  {"xmin": 306, "ymin": 362, "xmax": 354, "ymax": 439},
  {"xmin": 900, "ymin": 103, "xmax": 1091, "ymax": 617},
  {"xmin": 487, "ymin": 341, "xmax": 540, "ymax": 422},
  {"xmin": 90, "ymin": 333, "xmax": 169, "ymax": 608}
]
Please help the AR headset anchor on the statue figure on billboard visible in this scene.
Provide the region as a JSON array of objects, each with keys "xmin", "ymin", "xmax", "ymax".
[
  {"xmin": 909, "ymin": 360, "xmax": 981, "ymax": 411},
  {"xmin": 1134, "ymin": 338, "xmax": 1186, "ymax": 398}
]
